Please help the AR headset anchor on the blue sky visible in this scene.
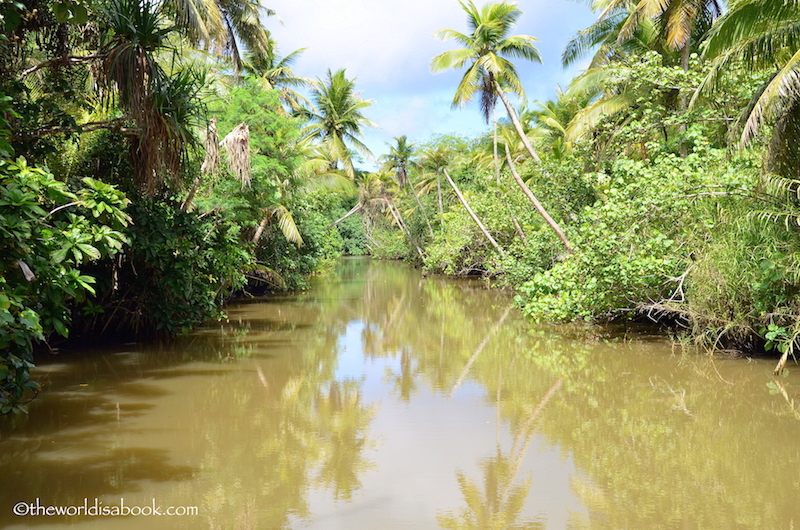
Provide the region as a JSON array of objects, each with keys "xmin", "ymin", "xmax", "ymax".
[{"xmin": 264, "ymin": 0, "xmax": 597, "ymax": 170}]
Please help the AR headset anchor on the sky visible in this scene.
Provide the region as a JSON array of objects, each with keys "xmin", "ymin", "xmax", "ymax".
[{"xmin": 263, "ymin": 0, "xmax": 597, "ymax": 170}]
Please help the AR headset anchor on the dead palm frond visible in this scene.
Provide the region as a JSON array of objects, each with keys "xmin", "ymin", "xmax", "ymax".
[
  {"xmin": 201, "ymin": 116, "xmax": 220, "ymax": 174},
  {"xmin": 221, "ymin": 122, "xmax": 251, "ymax": 188}
]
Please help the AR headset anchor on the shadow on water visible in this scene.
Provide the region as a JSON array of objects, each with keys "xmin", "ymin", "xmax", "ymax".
[{"xmin": 0, "ymin": 339, "xmax": 253, "ymax": 526}]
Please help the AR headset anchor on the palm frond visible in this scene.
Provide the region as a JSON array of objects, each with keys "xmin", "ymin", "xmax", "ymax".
[
  {"xmin": 222, "ymin": 122, "xmax": 251, "ymax": 188},
  {"xmin": 566, "ymin": 92, "xmax": 635, "ymax": 140},
  {"xmin": 741, "ymin": 48, "xmax": 800, "ymax": 146},
  {"xmin": 273, "ymin": 204, "xmax": 304, "ymax": 246}
]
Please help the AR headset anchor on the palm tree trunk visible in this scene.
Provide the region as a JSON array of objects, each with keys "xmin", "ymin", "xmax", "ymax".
[
  {"xmin": 494, "ymin": 112, "xmax": 528, "ymax": 247},
  {"xmin": 252, "ymin": 216, "xmax": 269, "ymax": 245},
  {"xmin": 387, "ymin": 201, "xmax": 424, "ymax": 258},
  {"xmin": 493, "ymin": 79, "xmax": 541, "ymax": 163},
  {"xmin": 181, "ymin": 175, "xmax": 202, "ymax": 212},
  {"xmin": 443, "ymin": 169, "xmax": 504, "ymax": 255},
  {"xmin": 678, "ymin": 39, "xmax": 691, "ymax": 157},
  {"xmin": 493, "ymin": 80, "xmax": 573, "ymax": 252},
  {"xmin": 436, "ymin": 171, "xmax": 443, "ymax": 216},
  {"xmin": 324, "ymin": 203, "xmax": 362, "ymax": 231},
  {"xmin": 680, "ymin": 38, "xmax": 691, "ymax": 71},
  {"xmin": 505, "ymin": 149, "xmax": 572, "ymax": 253},
  {"xmin": 507, "ymin": 202, "xmax": 528, "ymax": 247},
  {"xmin": 407, "ymin": 174, "xmax": 435, "ymax": 237}
]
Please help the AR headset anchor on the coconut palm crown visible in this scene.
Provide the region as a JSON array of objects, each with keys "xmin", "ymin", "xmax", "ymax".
[
  {"xmin": 430, "ymin": 0, "xmax": 541, "ymax": 123},
  {"xmin": 300, "ymin": 69, "xmax": 377, "ymax": 180}
]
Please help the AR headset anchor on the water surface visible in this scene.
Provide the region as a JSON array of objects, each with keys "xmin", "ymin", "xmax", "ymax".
[{"xmin": 2, "ymin": 258, "xmax": 799, "ymax": 529}]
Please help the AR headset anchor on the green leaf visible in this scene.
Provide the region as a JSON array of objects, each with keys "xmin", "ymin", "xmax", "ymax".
[
  {"xmin": 52, "ymin": 2, "xmax": 70, "ymax": 23},
  {"xmin": 76, "ymin": 243, "xmax": 101, "ymax": 261},
  {"xmin": 52, "ymin": 247, "xmax": 69, "ymax": 264},
  {"xmin": 53, "ymin": 318, "xmax": 69, "ymax": 338},
  {"xmin": 70, "ymin": 3, "xmax": 88, "ymax": 24}
]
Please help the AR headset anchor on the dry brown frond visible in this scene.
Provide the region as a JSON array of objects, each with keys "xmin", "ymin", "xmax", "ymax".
[
  {"xmin": 201, "ymin": 117, "xmax": 219, "ymax": 174},
  {"xmin": 222, "ymin": 122, "xmax": 251, "ymax": 188}
]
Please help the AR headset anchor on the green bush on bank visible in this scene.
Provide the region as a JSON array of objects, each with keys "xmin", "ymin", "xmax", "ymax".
[
  {"xmin": 79, "ymin": 200, "xmax": 252, "ymax": 338},
  {"xmin": 0, "ymin": 158, "xmax": 129, "ymax": 413},
  {"xmin": 680, "ymin": 176, "xmax": 800, "ymax": 352},
  {"xmin": 253, "ymin": 191, "xmax": 347, "ymax": 290},
  {"xmin": 514, "ymin": 147, "xmax": 738, "ymax": 323}
]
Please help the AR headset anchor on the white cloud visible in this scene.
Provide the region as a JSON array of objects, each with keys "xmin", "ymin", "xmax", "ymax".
[
  {"xmin": 263, "ymin": 0, "xmax": 598, "ymax": 164},
  {"xmin": 268, "ymin": 0, "xmax": 465, "ymax": 86}
]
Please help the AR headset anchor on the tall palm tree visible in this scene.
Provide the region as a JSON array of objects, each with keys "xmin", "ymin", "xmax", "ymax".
[
  {"xmin": 582, "ymin": 0, "xmax": 721, "ymax": 70},
  {"xmin": 431, "ymin": 0, "xmax": 542, "ymax": 162},
  {"xmin": 381, "ymin": 136, "xmax": 434, "ymax": 237},
  {"xmin": 625, "ymin": 0, "xmax": 722, "ymax": 69},
  {"xmin": 381, "ymin": 135, "xmax": 415, "ymax": 188},
  {"xmin": 562, "ymin": 0, "xmax": 658, "ymax": 68},
  {"xmin": 431, "ymin": 0, "xmax": 572, "ymax": 252},
  {"xmin": 418, "ymin": 143, "xmax": 453, "ymax": 216},
  {"xmin": 300, "ymin": 69, "xmax": 377, "ymax": 180}
]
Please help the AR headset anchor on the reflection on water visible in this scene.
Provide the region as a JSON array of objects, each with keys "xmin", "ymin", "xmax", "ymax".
[{"xmin": 1, "ymin": 257, "xmax": 800, "ymax": 529}]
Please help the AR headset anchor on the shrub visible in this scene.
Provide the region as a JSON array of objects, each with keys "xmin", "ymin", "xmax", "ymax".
[
  {"xmin": 1, "ymin": 158, "xmax": 129, "ymax": 413},
  {"xmin": 515, "ymin": 148, "xmax": 730, "ymax": 322}
]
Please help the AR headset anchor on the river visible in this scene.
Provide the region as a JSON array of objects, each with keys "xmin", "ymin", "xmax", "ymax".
[{"xmin": 1, "ymin": 258, "xmax": 799, "ymax": 529}]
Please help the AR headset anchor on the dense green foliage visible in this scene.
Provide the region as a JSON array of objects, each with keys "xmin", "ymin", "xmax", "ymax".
[
  {"xmin": 0, "ymin": 1, "xmax": 367, "ymax": 412},
  {"xmin": 6, "ymin": 0, "xmax": 800, "ymax": 412},
  {"xmin": 0, "ymin": 158, "xmax": 129, "ymax": 413},
  {"xmin": 89, "ymin": 200, "xmax": 252, "ymax": 336},
  {"xmin": 371, "ymin": 0, "xmax": 800, "ymax": 371}
]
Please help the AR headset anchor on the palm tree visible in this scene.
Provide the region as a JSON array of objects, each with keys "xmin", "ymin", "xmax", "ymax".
[
  {"xmin": 381, "ymin": 135, "xmax": 414, "ymax": 188},
  {"xmin": 163, "ymin": 0, "xmax": 273, "ymax": 71},
  {"xmin": 431, "ymin": 0, "xmax": 542, "ymax": 162},
  {"xmin": 697, "ymin": 0, "xmax": 800, "ymax": 177},
  {"xmin": 431, "ymin": 0, "xmax": 572, "ymax": 252},
  {"xmin": 418, "ymin": 143, "xmax": 453, "ymax": 216},
  {"xmin": 620, "ymin": 0, "xmax": 722, "ymax": 69},
  {"xmin": 562, "ymin": 0, "xmax": 658, "ymax": 69},
  {"xmin": 381, "ymin": 136, "xmax": 434, "ymax": 237},
  {"xmin": 300, "ymin": 69, "xmax": 377, "ymax": 180},
  {"xmin": 575, "ymin": 0, "xmax": 721, "ymax": 71},
  {"xmin": 243, "ymin": 43, "xmax": 312, "ymax": 113}
]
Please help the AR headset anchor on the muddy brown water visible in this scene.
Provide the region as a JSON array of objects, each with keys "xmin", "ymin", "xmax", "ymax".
[{"xmin": 1, "ymin": 258, "xmax": 799, "ymax": 529}]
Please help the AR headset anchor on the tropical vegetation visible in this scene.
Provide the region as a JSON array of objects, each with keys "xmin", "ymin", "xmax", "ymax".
[{"xmin": 4, "ymin": 0, "xmax": 800, "ymax": 413}]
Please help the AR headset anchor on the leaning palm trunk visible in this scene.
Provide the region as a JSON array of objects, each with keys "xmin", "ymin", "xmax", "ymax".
[
  {"xmin": 436, "ymin": 172, "xmax": 443, "ymax": 216},
  {"xmin": 407, "ymin": 174, "xmax": 435, "ymax": 237},
  {"xmin": 252, "ymin": 216, "xmax": 269, "ymax": 245},
  {"xmin": 324, "ymin": 203, "xmax": 363, "ymax": 231},
  {"xmin": 494, "ymin": 114, "xmax": 528, "ymax": 247},
  {"xmin": 443, "ymin": 169, "xmax": 504, "ymax": 255},
  {"xmin": 493, "ymin": 81, "xmax": 573, "ymax": 253},
  {"xmin": 387, "ymin": 201, "xmax": 424, "ymax": 258},
  {"xmin": 252, "ymin": 205, "xmax": 303, "ymax": 246},
  {"xmin": 494, "ymin": 80, "xmax": 541, "ymax": 163},
  {"xmin": 506, "ymin": 200, "xmax": 528, "ymax": 247},
  {"xmin": 505, "ymin": 149, "xmax": 572, "ymax": 253}
]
